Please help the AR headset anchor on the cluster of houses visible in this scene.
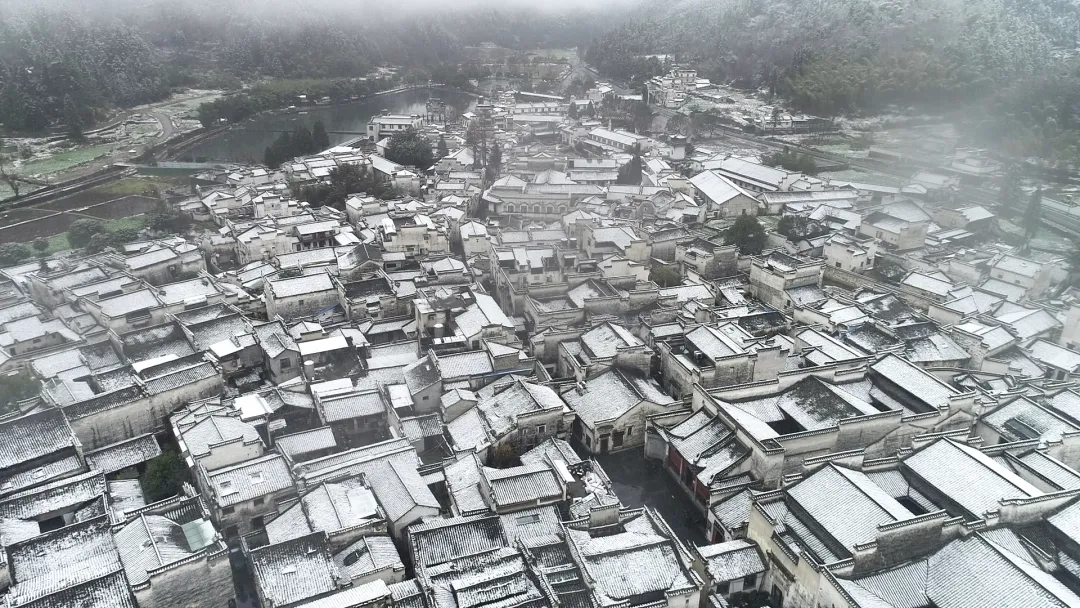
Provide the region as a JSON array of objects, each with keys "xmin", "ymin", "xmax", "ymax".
[{"xmin": 3, "ymin": 81, "xmax": 1080, "ymax": 608}]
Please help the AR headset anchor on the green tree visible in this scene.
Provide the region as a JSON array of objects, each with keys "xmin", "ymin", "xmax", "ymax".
[
  {"xmin": 777, "ymin": 215, "xmax": 824, "ymax": 241},
  {"xmin": 667, "ymin": 114, "xmax": 691, "ymax": 137},
  {"xmin": 141, "ymin": 449, "xmax": 188, "ymax": 503},
  {"xmin": 385, "ymin": 129, "xmax": 434, "ymax": 169},
  {"xmin": 1024, "ymin": 187, "xmax": 1043, "ymax": 238},
  {"xmin": 765, "ymin": 149, "xmax": 817, "ymax": 174},
  {"xmin": 568, "ymin": 102, "xmax": 579, "ymax": 119},
  {"xmin": 1069, "ymin": 247, "xmax": 1080, "ymax": 285},
  {"xmin": 616, "ymin": 155, "xmax": 643, "ymax": 185},
  {"xmin": 437, "ymin": 135, "xmax": 449, "ymax": 158},
  {"xmin": 312, "ymin": 121, "xmax": 331, "ymax": 151},
  {"xmin": 146, "ymin": 204, "xmax": 193, "ymax": 234},
  {"xmin": 85, "ymin": 233, "xmax": 112, "ymax": 254},
  {"xmin": 0, "ymin": 372, "xmax": 40, "ymax": 415},
  {"xmin": 999, "ymin": 164, "xmax": 1023, "ymax": 216},
  {"xmin": 291, "ymin": 125, "xmax": 315, "ymax": 155},
  {"xmin": 63, "ymin": 94, "xmax": 83, "ymax": 140},
  {"xmin": 108, "ymin": 226, "xmax": 142, "ymax": 247},
  {"xmin": 297, "ymin": 163, "xmax": 400, "ymax": 209},
  {"xmin": 631, "ymin": 102, "xmax": 653, "ymax": 134},
  {"xmin": 66, "ymin": 219, "xmax": 106, "ymax": 249},
  {"xmin": 32, "ymin": 238, "xmax": 49, "ymax": 256},
  {"xmin": 486, "ymin": 144, "xmax": 502, "ymax": 182},
  {"xmin": 0, "ymin": 243, "xmax": 31, "ymax": 266},
  {"xmin": 650, "ymin": 264, "xmax": 682, "ymax": 287},
  {"xmin": 725, "ymin": 216, "xmax": 766, "ymax": 255}
]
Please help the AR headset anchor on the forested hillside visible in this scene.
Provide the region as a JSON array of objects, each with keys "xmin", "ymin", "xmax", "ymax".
[
  {"xmin": 0, "ymin": 0, "xmax": 610, "ymax": 133},
  {"xmin": 0, "ymin": 14, "xmax": 168, "ymax": 131},
  {"xmin": 586, "ymin": 0, "xmax": 1080, "ymax": 165}
]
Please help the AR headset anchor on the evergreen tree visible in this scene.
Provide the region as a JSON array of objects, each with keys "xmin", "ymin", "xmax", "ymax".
[
  {"xmin": 486, "ymin": 144, "xmax": 502, "ymax": 182},
  {"xmin": 616, "ymin": 155, "xmax": 643, "ymax": 185},
  {"xmin": 437, "ymin": 135, "xmax": 449, "ymax": 158},
  {"xmin": 142, "ymin": 449, "xmax": 188, "ymax": 503},
  {"xmin": 724, "ymin": 216, "xmax": 767, "ymax": 255},
  {"xmin": 312, "ymin": 121, "xmax": 331, "ymax": 151},
  {"xmin": 63, "ymin": 95, "xmax": 83, "ymax": 140},
  {"xmin": 0, "ymin": 243, "xmax": 31, "ymax": 266},
  {"xmin": 568, "ymin": 102, "xmax": 579, "ymax": 119},
  {"xmin": 67, "ymin": 219, "xmax": 106, "ymax": 249},
  {"xmin": 291, "ymin": 126, "xmax": 315, "ymax": 156},
  {"xmin": 1024, "ymin": 187, "xmax": 1043, "ymax": 238},
  {"xmin": 385, "ymin": 129, "xmax": 435, "ymax": 169},
  {"xmin": 999, "ymin": 164, "xmax": 1023, "ymax": 216}
]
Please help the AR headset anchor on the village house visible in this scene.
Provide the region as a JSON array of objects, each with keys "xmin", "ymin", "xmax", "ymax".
[
  {"xmin": 563, "ymin": 367, "xmax": 677, "ymax": 454},
  {"xmin": 292, "ymin": 438, "xmax": 440, "ymax": 538},
  {"xmin": 446, "ymin": 377, "xmax": 572, "ymax": 459},
  {"xmin": 857, "ymin": 200, "xmax": 932, "ymax": 251},
  {"xmin": 823, "ymin": 233, "xmax": 876, "ymax": 273},
  {"xmin": 264, "ymin": 272, "xmax": 340, "ymax": 320},
  {"xmin": 199, "ymin": 453, "xmax": 297, "ymax": 538},
  {"xmin": 658, "ymin": 323, "xmax": 765, "ymax": 397},
  {"xmin": 748, "ymin": 252, "xmax": 825, "ymax": 311},
  {"xmin": 690, "ymin": 170, "xmax": 760, "ymax": 217},
  {"xmin": 367, "ymin": 112, "xmax": 424, "ymax": 141},
  {"xmin": 988, "ymin": 253, "xmax": 1055, "ymax": 297},
  {"xmin": 377, "ymin": 213, "xmax": 450, "ymax": 259},
  {"xmin": 579, "ymin": 221, "xmax": 652, "ymax": 262}
]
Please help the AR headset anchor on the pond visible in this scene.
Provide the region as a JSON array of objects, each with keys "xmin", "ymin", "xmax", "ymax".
[{"xmin": 184, "ymin": 88, "xmax": 478, "ymax": 163}]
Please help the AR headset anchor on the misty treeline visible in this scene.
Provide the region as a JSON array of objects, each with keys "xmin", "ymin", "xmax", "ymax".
[
  {"xmin": 0, "ymin": 0, "xmax": 610, "ymax": 132},
  {"xmin": 586, "ymin": 0, "xmax": 1080, "ymax": 166}
]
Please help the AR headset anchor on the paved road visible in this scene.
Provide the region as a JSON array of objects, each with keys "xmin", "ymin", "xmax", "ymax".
[{"xmin": 149, "ymin": 110, "xmax": 176, "ymax": 143}]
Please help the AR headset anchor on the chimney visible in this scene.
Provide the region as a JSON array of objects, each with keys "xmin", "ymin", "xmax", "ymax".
[{"xmin": 303, "ymin": 360, "xmax": 315, "ymax": 378}]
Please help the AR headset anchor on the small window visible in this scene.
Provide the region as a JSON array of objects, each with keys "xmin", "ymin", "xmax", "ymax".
[
  {"xmin": 298, "ymin": 299, "xmax": 305, "ymax": 306},
  {"xmin": 422, "ymin": 396, "xmax": 429, "ymax": 401},
  {"xmin": 625, "ymin": 426, "xmax": 633, "ymax": 436},
  {"xmin": 222, "ymin": 506, "xmax": 235, "ymax": 515},
  {"xmin": 253, "ymin": 497, "xmax": 264, "ymax": 507},
  {"xmin": 280, "ymin": 358, "xmax": 292, "ymax": 369},
  {"xmin": 743, "ymin": 574, "xmax": 757, "ymax": 588},
  {"xmin": 516, "ymin": 513, "xmax": 542, "ymax": 525},
  {"xmin": 717, "ymin": 581, "xmax": 730, "ymax": 595},
  {"xmin": 536, "ymin": 424, "xmax": 547, "ymax": 435}
]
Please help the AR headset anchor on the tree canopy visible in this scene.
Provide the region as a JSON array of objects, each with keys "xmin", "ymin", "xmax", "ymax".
[
  {"xmin": 1024, "ymin": 187, "xmax": 1043, "ymax": 238},
  {"xmin": 777, "ymin": 215, "xmax": 826, "ymax": 241},
  {"xmin": 725, "ymin": 216, "xmax": 767, "ymax": 255},
  {"xmin": 585, "ymin": 0, "xmax": 1080, "ymax": 168},
  {"xmin": 616, "ymin": 155, "xmax": 644, "ymax": 185},
  {"xmin": 296, "ymin": 163, "xmax": 400, "ymax": 209},
  {"xmin": 385, "ymin": 129, "xmax": 434, "ymax": 170},
  {"xmin": 0, "ymin": 243, "xmax": 31, "ymax": 266},
  {"xmin": 141, "ymin": 449, "xmax": 187, "ymax": 503},
  {"xmin": 264, "ymin": 123, "xmax": 328, "ymax": 168},
  {"xmin": 764, "ymin": 149, "xmax": 817, "ymax": 175},
  {"xmin": 66, "ymin": 219, "xmax": 106, "ymax": 249}
]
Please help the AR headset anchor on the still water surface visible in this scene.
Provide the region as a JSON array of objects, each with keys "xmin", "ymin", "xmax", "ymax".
[{"xmin": 186, "ymin": 88, "xmax": 476, "ymax": 162}]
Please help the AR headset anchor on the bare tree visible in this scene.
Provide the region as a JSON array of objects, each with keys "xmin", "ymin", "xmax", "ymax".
[{"xmin": 0, "ymin": 155, "xmax": 22, "ymax": 199}]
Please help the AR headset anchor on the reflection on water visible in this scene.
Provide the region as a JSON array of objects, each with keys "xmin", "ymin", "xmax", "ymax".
[{"xmin": 185, "ymin": 88, "xmax": 477, "ymax": 163}]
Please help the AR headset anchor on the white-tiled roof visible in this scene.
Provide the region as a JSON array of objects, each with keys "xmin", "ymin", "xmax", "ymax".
[
  {"xmin": 903, "ymin": 439, "xmax": 1040, "ymax": 519},
  {"xmin": 205, "ymin": 453, "xmax": 294, "ymax": 506}
]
